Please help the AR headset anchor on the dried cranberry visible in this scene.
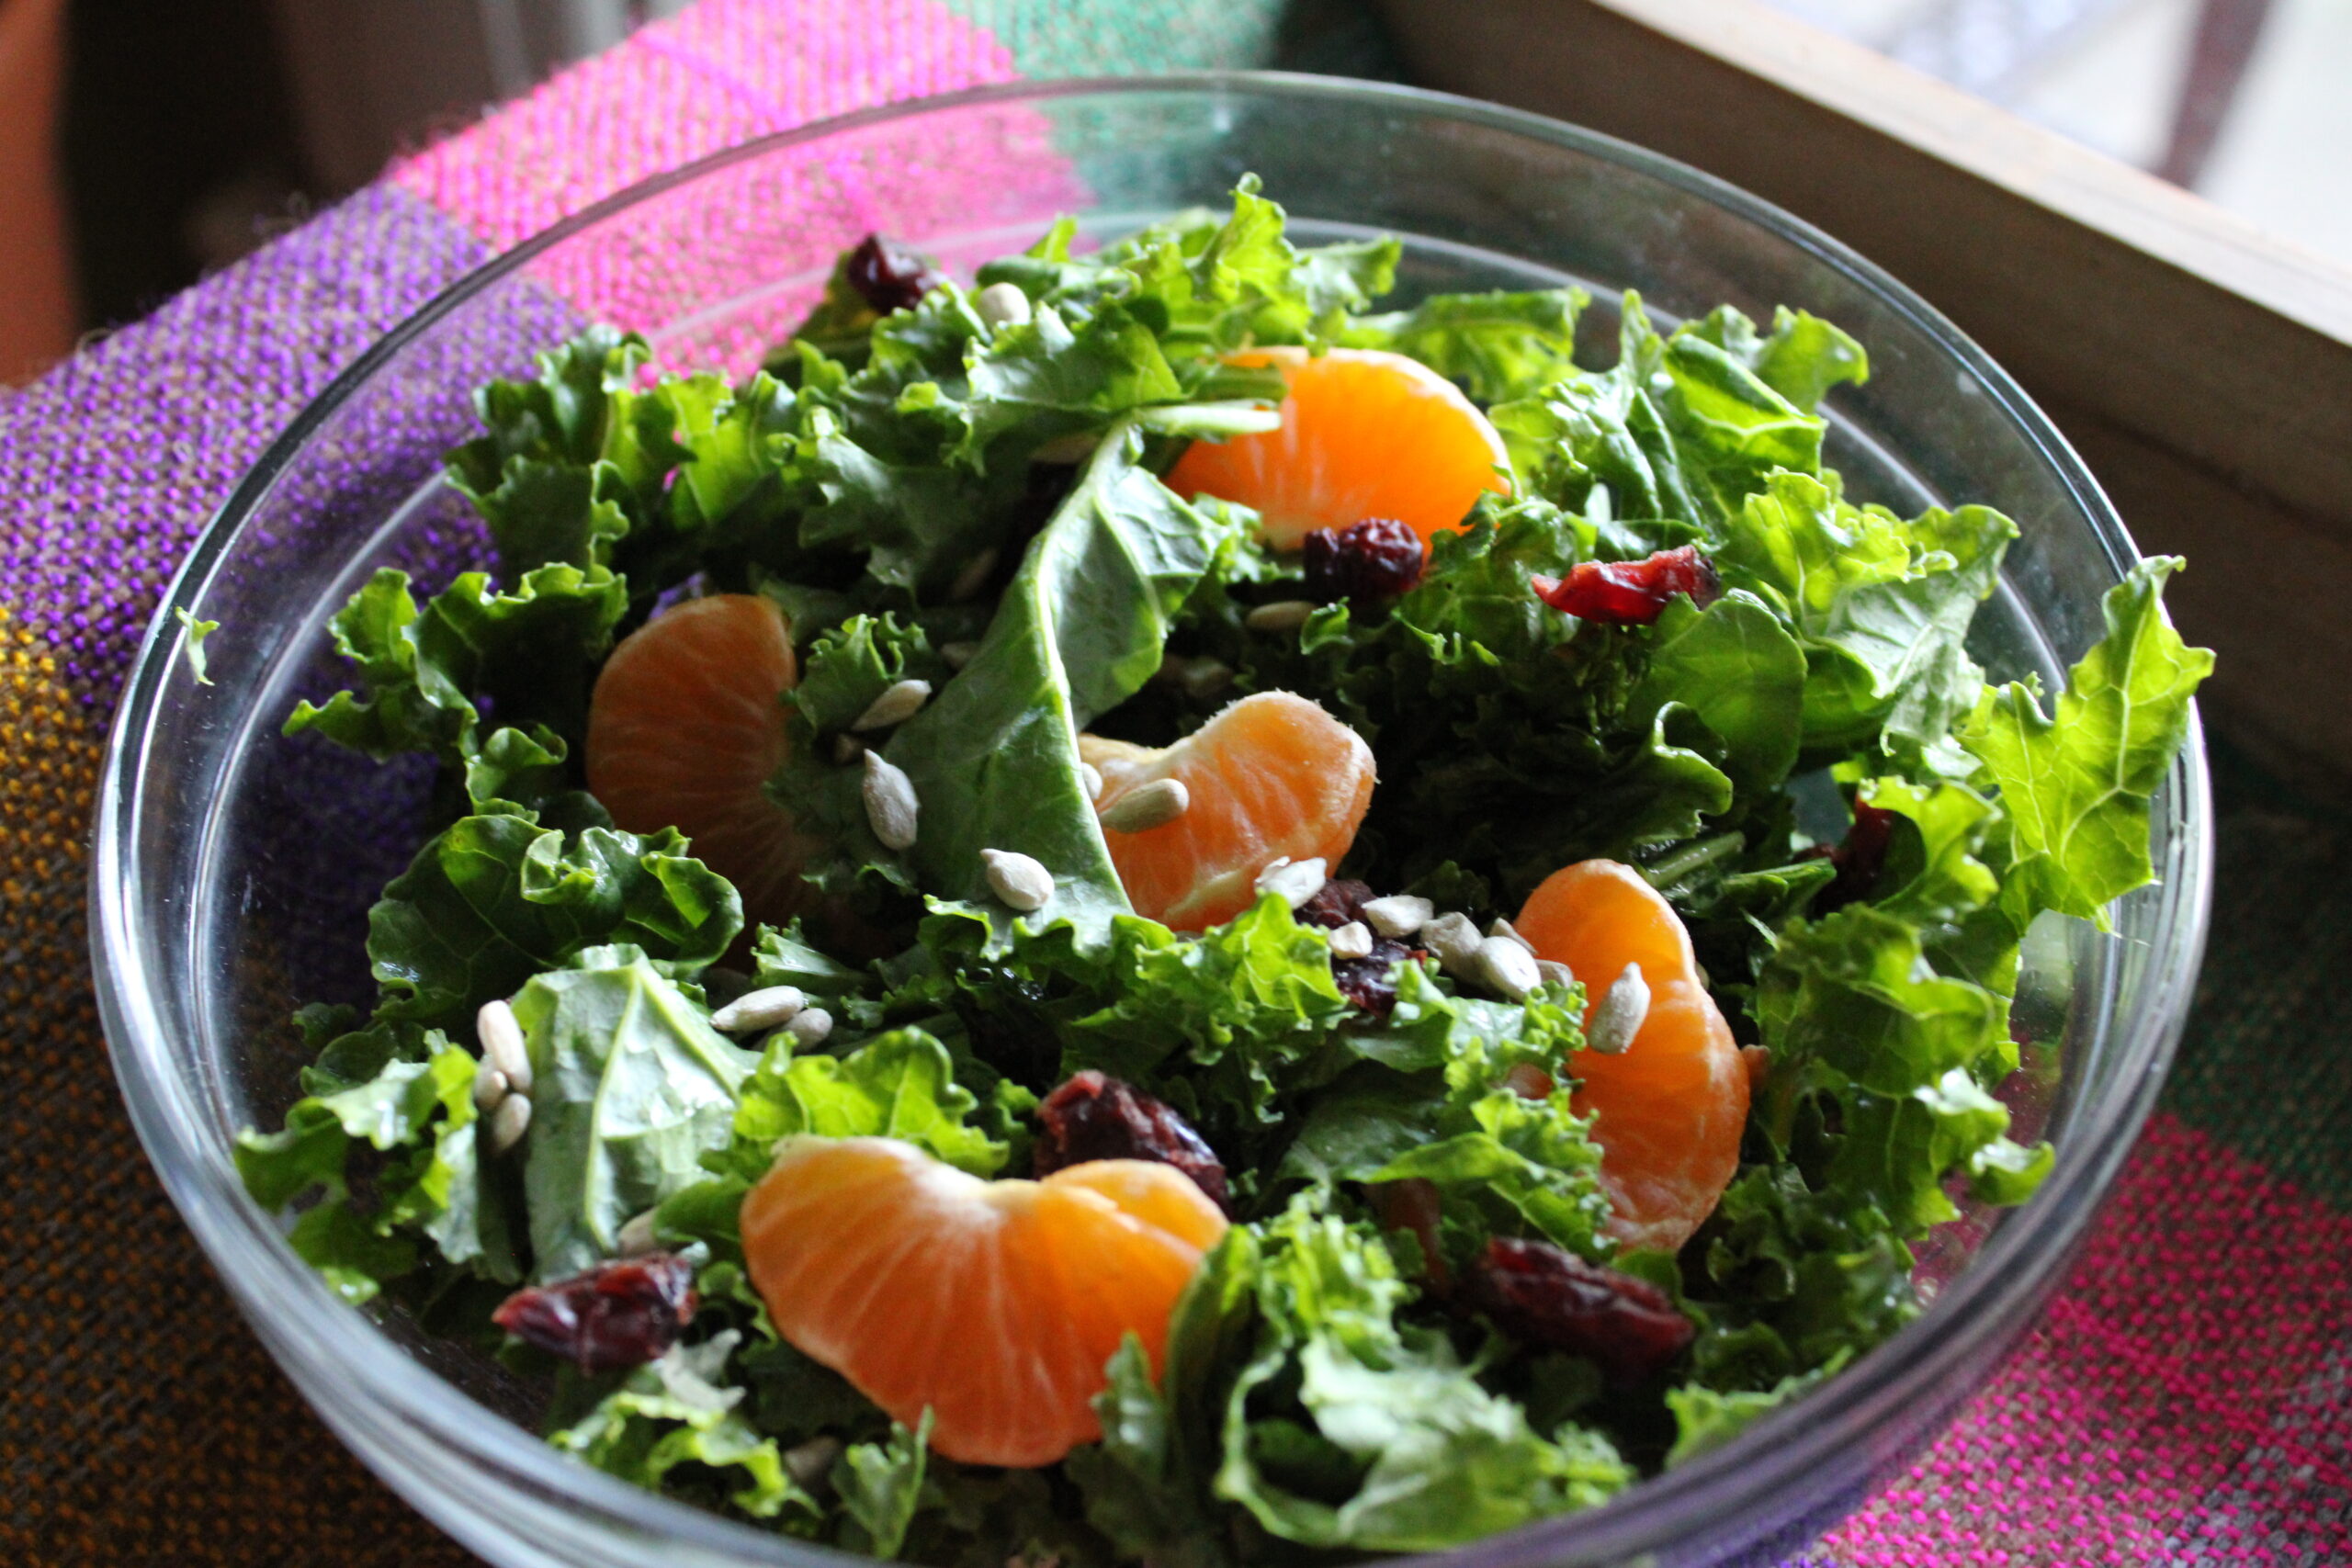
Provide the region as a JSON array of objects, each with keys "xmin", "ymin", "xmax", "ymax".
[
  {"xmin": 1368, "ymin": 1178, "xmax": 1451, "ymax": 1292},
  {"xmin": 1533, "ymin": 546, "xmax": 1722, "ymax": 626},
  {"xmin": 1461, "ymin": 1236, "xmax": 1694, "ymax": 1385},
  {"xmin": 493, "ymin": 1252, "xmax": 698, "ymax": 1373},
  {"xmin": 842, "ymin": 234, "xmax": 945, "ymax": 315},
  {"xmin": 1332, "ymin": 937, "xmax": 1418, "ymax": 1016},
  {"xmin": 1813, "ymin": 800, "xmax": 1900, "ymax": 914},
  {"xmin": 1303, "ymin": 517, "xmax": 1426, "ymax": 604},
  {"xmin": 1295, "ymin": 878, "xmax": 1374, "ymax": 930},
  {"xmin": 1035, "ymin": 1071, "xmax": 1228, "ymax": 1210}
]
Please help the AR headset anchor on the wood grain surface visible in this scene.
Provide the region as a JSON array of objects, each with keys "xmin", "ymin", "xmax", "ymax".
[{"xmin": 1380, "ymin": 0, "xmax": 2352, "ymax": 786}]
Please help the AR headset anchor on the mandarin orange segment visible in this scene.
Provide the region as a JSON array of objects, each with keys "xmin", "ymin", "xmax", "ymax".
[
  {"xmin": 1514, "ymin": 860, "xmax": 1748, "ymax": 1254},
  {"xmin": 741, "ymin": 1137, "xmax": 1227, "ymax": 1468},
  {"xmin": 1080, "ymin": 691, "xmax": 1375, "ymax": 931},
  {"xmin": 585, "ymin": 593, "xmax": 814, "ymax": 927},
  {"xmin": 1162, "ymin": 347, "xmax": 1510, "ymax": 551}
]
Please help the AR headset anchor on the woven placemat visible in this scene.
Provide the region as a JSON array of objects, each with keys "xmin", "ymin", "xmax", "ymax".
[{"xmin": 1, "ymin": 2, "xmax": 2345, "ymax": 1562}]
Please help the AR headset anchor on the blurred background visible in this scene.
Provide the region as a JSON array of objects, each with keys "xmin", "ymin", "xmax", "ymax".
[{"xmin": 0, "ymin": 0, "xmax": 2345, "ymax": 386}]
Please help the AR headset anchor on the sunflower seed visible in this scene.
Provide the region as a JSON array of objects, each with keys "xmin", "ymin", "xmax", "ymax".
[
  {"xmin": 1254, "ymin": 855, "xmax": 1327, "ymax": 908},
  {"xmin": 712, "ymin": 985, "xmax": 806, "ymax": 1034},
  {"xmin": 1100, "ymin": 777, "xmax": 1189, "ymax": 833},
  {"xmin": 863, "ymin": 750, "xmax": 920, "ymax": 850},
  {"xmin": 470, "ymin": 1060, "xmax": 509, "ymax": 1114},
  {"xmin": 785, "ymin": 1436, "xmax": 843, "ymax": 1489},
  {"xmin": 1360, "ymin": 894, "xmax": 1433, "ymax": 939},
  {"xmin": 1155, "ymin": 653, "xmax": 1233, "ymax": 700},
  {"xmin": 974, "ymin": 281, "xmax": 1032, "ymax": 329},
  {"xmin": 1536, "ymin": 959, "xmax": 1577, "ymax": 992},
  {"xmin": 1079, "ymin": 761, "xmax": 1103, "ymax": 800},
  {"xmin": 1328, "ymin": 920, "xmax": 1374, "ymax": 960},
  {"xmin": 477, "ymin": 998, "xmax": 531, "ymax": 1093},
  {"xmin": 489, "ymin": 1092, "xmax": 532, "ymax": 1155},
  {"xmin": 1586, "ymin": 963, "xmax": 1651, "ymax": 1055},
  {"xmin": 1487, "ymin": 917, "xmax": 1535, "ymax": 955},
  {"xmin": 1033, "ymin": 432, "xmax": 1101, "ymax": 465},
  {"xmin": 616, "ymin": 1209, "xmax": 660, "ymax": 1257},
  {"xmin": 786, "ymin": 1007, "xmax": 834, "ymax": 1048},
  {"xmin": 940, "ymin": 641, "xmax": 980, "ymax": 671},
  {"xmin": 832, "ymin": 732, "xmax": 866, "ymax": 764},
  {"xmin": 854, "ymin": 678, "xmax": 933, "ymax": 733},
  {"xmin": 948, "ymin": 547, "xmax": 1001, "ymax": 604},
  {"xmin": 1478, "ymin": 935, "xmax": 1542, "ymax": 1001},
  {"xmin": 1244, "ymin": 599, "xmax": 1317, "ymax": 634},
  {"xmin": 1421, "ymin": 911, "xmax": 1483, "ymax": 977},
  {"xmin": 982, "ymin": 848, "xmax": 1055, "ymax": 912}
]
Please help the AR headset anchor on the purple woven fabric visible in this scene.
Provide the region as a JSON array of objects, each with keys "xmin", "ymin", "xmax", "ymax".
[
  {"xmin": 0, "ymin": 185, "xmax": 502, "ymax": 708},
  {"xmin": 0, "ymin": 183, "xmax": 551, "ymax": 1568}
]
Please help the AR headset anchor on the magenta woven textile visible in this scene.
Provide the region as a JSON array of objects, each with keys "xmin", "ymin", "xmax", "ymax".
[{"xmin": 3, "ymin": 2, "xmax": 2347, "ymax": 1563}]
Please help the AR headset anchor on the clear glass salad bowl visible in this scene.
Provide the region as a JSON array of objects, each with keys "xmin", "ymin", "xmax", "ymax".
[{"xmin": 92, "ymin": 74, "xmax": 2211, "ymax": 1568}]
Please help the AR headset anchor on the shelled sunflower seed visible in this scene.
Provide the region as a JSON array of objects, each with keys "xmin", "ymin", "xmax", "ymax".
[
  {"xmin": 1585, "ymin": 963, "xmax": 1652, "ymax": 1054},
  {"xmin": 477, "ymin": 998, "xmax": 531, "ymax": 1093},
  {"xmin": 1487, "ymin": 917, "xmax": 1535, "ymax": 955},
  {"xmin": 1420, "ymin": 911, "xmax": 1483, "ymax": 977},
  {"xmin": 1477, "ymin": 935, "xmax": 1542, "ymax": 1001},
  {"xmin": 1243, "ymin": 599, "xmax": 1317, "ymax": 633},
  {"xmin": 973, "ymin": 281, "xmax": 1033, "ymax": 328},
  {"xmin": 1361, "ymin": 894, "xmax": 1433, "ymax": 939},
  {"xmin": 863, "ymin": 750, "xmax": 920, "ymax": 850},
  {"xmin": 1100, "ymin": 778, "xmax": 1189, "ymax": 833},
  {"xmin": 1254, "ymin": 855, "xmax": 1328, "ymax": 908},
  {"xmin": 786, "ymin": 1008, "xmax": 834, "ymax": 1048},
  {"xmin": 940, "ymin": 641, "xmax": 980, "ymax": 671},
  {"xmin": 489, "ymin": 1093, "xmax": 533, "ymax": 1155},
  {"xmin": 982, "ymin": 848, "xmax": 1055, "ymax": 912},
  {"xmin": 852, "ymin": 678, "xmax": 932, "ymax": 732},
  {"xmin": 948, "ymin": 548, "xmax": 1000, "ymax": 604},
  {"xmin": 1535, "ymin": 959, "xmax": 1577, "ymax": 992},
  {"xmin": 1328, "ymin": 920, "xmax": 1374, "ymax": 960},
  {"xmin": 712, "ymin": 986, "xmax": 805, "ymax": 1034}
]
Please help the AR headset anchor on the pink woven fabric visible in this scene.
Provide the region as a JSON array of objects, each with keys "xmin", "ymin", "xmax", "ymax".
[
  {"xmin": 1823, "ymin": 1112, "xmax": 2352, "ymax": 1565},
  {"xmin": 392, "ymin": 0, "xmax": 1019, "ymax": 253}
]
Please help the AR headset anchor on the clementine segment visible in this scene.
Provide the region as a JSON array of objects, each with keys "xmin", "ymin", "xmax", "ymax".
[
  {"xmin": 585, "ymin": 593, "xmax": 811, "ymax": 926},
  {"xmin": 1080, "ymin": 692, "xmax": 1375, "ymax": 931},
  {"xmin": 1513, "ymin": 860, "xmax": 1747, "ymax": 1254},
  {"xmin": 741, "ymin": 1137, "xmax": 1227, "ymax": 1467},
  {"xmin": 1162, "ymin": 347, "xmax": 1510, "ymax": 550}
]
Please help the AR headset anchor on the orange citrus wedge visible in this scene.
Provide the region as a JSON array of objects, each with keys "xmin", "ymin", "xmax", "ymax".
[
  {"xmin": 1161, "ymin": 346, "xmax": 1510, "ymax": 550},
  {"xmin": 741, "ymin": 1136, "xmax": 1227, "ymax": 1467},
  {"xmin": 1080, "ymin": 691, "xmax": 1375, "ymax": 931},
  {"xmin": 1514, "ymin": 860, "xmax": 1747, "ymax": 1253},
  {"xmin": 585, "ymin": 593, "xmax": 812, "ymax": 926}
]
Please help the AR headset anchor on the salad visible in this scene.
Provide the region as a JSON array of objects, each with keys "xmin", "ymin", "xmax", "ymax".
[{"xmin": 238, "ymin": 181, "xmax": 2211, "ymax": 1562}]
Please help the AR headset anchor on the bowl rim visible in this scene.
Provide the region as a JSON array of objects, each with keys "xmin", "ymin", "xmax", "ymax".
[{"xmin": 91, "ymin": 69, "xmax": 2214, "ymax": 1566}]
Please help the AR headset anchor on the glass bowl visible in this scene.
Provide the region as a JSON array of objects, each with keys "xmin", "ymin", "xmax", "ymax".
[{"xmin": 92, "ymin": 73, "xmax": 2211, "ymax": 1568}]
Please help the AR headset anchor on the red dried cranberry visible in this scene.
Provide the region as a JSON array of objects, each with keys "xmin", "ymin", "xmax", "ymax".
[
  {"xmin": 1295, "ymin": 878, "xmax": 1374, "ymax": 930},
  {"xmin": 1813, "ymin": 800, "xmax": 1900, "ymax": 914},
  {"xmin": 1332, "ymin": 937, "xmax": 1417, "ymax": 1016},
  {"xmin": 843, "ymin": 234, "xmax": 945, "ymax": 315},
  {"xmin": 492, "ymin": 1252, "xmax": 698, "ymax": 1373},
  {"xmin": 1532, "ymin": 546, "xmax": 1722, "ymax": 626},
  {"xmin": 1303, "ymin": 518, "xmax": 1426, "ymax": 604},
  {"xmin": 1035, "ymin": 1071, "xmax": 1228, "ymax": 1211},
  {"xmin": 1368, "ymin": 1178, "xmax": 1452, "ymax": 1292},
  {"xmin": 1461, "ymin": 1236, "xmax": 1694, "ymax": 1385}
]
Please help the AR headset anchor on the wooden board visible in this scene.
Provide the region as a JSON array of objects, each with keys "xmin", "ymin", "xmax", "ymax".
[{"xmin": 1378, "ymin": 0, "xmax": 2352, "ymax": 786}]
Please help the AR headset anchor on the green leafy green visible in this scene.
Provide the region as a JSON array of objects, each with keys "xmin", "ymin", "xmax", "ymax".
[
  {"xmin": 1212, "ymin": 1207, "xmax": 1632, "ymax": 1551},
  {"xmin": 1339, "ymin": 288, "xmax": 1588, "ymax": 403},
  {"xmin": 175, "ymin": 606, "xmax": 219, "ymax": 685},
  {"xmin": 551, "ymin": 1331, "xmax": 804, "ymax": 1521},
  {"xmin": 1962, "ymin": 557, "xmax": 2212, "ymax": 927},
  {"xmin": 368, "ymin": 812, "xmax": 741, "ymax": 1030},
  {"xmin": 721, "ymin": 1028, "xmax": 1008, "ymax": 1181},
  {"xmin": 1718, "ymin": 470, "xmax": 2016, "ymax": 756},
  {"xmin": 835, "ymin": 1413, "xmax": 933, "ymax": 1559},
  {"xmin": 512, "ymin": 947, "xmax": 757, "ymax": 1279},
  {"xmin": 876, "ymin": 423, "xmax": 1251, "ymax": 938}
]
